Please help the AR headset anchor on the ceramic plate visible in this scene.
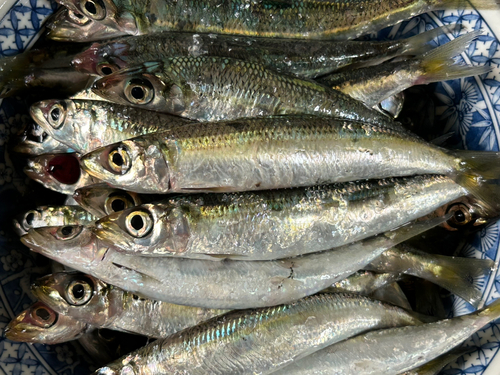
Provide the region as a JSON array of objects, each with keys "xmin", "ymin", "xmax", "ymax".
[{"xmin": 0, "ymin": 2, "xmax": 499, "ymax": 374}]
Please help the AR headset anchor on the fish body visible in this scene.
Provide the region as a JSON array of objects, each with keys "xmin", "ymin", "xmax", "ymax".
[
  {"xmin": 13, "ymin": 122, "xmax": 74, "ymax": 155},
  {"xmin": 401, "ymin": 347, "xmax": 475, "ymax": 375},
  {"xmin": 30, "ymin": 99, "xmax": 193, "ymax": 154},
  {"xmin": 93, "ymin": 176, "xmax": 467, "ymax": 259},
  {"xmin": 94, "ymin": 293, "xmax": 425, "ymax": 375},
  {"xmin": 325, "ymin": 271, "xmax": 403, "ymax": 295}
]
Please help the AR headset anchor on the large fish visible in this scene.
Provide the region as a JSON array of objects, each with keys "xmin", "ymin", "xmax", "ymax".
[{"xmin": 22, "ymin": 217, "xmax": 444, "ymax": 309}]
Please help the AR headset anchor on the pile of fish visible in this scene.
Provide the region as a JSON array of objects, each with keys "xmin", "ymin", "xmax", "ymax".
[{"xmin": 3, "ymin": 0, "xmax": 500, "ymax": 373}]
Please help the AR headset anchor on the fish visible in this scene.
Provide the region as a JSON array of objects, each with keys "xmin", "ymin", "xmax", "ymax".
[
  {"xmin": 72, "ymin": 27, "xmax": 447, "ymax": 79},
  {"xmin": 4, "ymin": 302, "xmax": 91, "ymax": 344},
  {"xmin": 318, "ymin": 31, "xmax": 491, "ymax": 108},
  {"xmin": 73, "ymin": 184, "xmax": 146, "ymax": 217},
  {"xmin": 370, "ymin": 282, "xmax": 412, "ymax": 310},
  {"xmin": 79, "ymin": 115, "xmax": 500, "ymax": 198},
  {"xmin": 90, "ymin": 56, "xmax": 400, "ymax": 129},
  {"xmin": 24, "ymin": 153, "xmax": 100, "ymax": 195},
  {"xmin": 13, "ymin": 205, "xmax": 96, "ymax": 236},
  {"xmin": 324, "ymin": 271, "xmax": 403, "ymax": 295},
  {"xmin": 401, "ymin": 347, "xmax": 476, "ymax": 375},
  {"xmin": 22, "ymin": 217, "xmax": 446, "ymax": 309},
  {"xmin": 13, "ymin": 122, "xmax": 74, "ymax": 155},
  {"xmin": 365, "ymin": 243, "xmax": 495, "ymax": 307},
  {"xmin": 92, "ymin": 176, "xmax": 493, "ymax": 260},
  {"xmin": 376, "ymin": 93, "xmax": 405, "ymax": 118},
  {"xmin": 32, "ymin": 271, "xmax": 228, "ymax": 338},
  {"xmin": 47, "ymin": 0, "xmax": 499, "ymax": 42},
  {"xmin": 30, "ymin": 99, "xmax": 193, "ymax": 154},
  {"xmin": 271, "ymin": 297, "xmax": 500, "ymax": 375}
]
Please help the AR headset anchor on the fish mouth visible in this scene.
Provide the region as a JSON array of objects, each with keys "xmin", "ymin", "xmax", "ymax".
[
  {"xmin": 91, "ymin": 75, "xmax": 128, "ymax": 103},
  {"xmin": 80, "ymin": 150, "xmax": 106, "ymax": 180},
  {"xmin": 4, "ymin": 311, "xmax": 28, "ymax": 341},
  {"xmin": 93, "ymin": 218, "xmax": 132, "ymax": 252},
  {"xmin": 30, "ymin": 100, "xmax": 58, "ymax": 129},
  {"xmin": 21, "ymin": 230, "xmax": 51, "ymax": 254}
]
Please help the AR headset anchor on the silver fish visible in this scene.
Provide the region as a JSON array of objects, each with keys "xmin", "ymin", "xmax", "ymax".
[
  {"xmin": 32, "ymin": 272, "xmax": 228, "ymax": 338},
  {"xmin": 272, "ymin": 297, "xmax": 500, "ymax": 375},
  {"xmin": 93, "ymin": 293, "xmax": 427, "ymax": 375},
  {"xmin": 325, "ymin": 271, "xmax": 403, "ymax": 295},
  {"xmin": 401, "ymin": 347, "xmax": 475, "ymax": 375},
  {"xmin": 370, "ymin": 282, "xmax": 412, "ymax": 310},
  {"xmin": 13, "ymin": 122, "xmax": 74, "ymax": 155}
]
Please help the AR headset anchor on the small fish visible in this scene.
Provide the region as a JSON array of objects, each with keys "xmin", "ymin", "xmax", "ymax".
[
  {"xmin": 24, "ymin": 153, "xmax": 100, "ymax": 195},
  {"xmin": 13, "ymin": 205, "xmax": 96, "ymax": 236},
  {"xmin": 319, "ymin": 31, "xmax": 490, "ymax": 108},
  {"xmin": 21, "ymin": 217, "xmax": 444, "ymax": 309},
  {"xmin": 47, "ymin": 0, "xmax": 498, "ymax": 42},
  {"xmin": 401, "ymin": 347, "xmax": 476, "ymax": 375},
  {"xmin": 32, "ymin": 271, "xmax": 228, "ymax": 338},
  {"xmin": 91, "ymin": 56, "xmax": 400, "ymax": 129},
  {"xmin": 72, "ymin": 27, "xmax": 447, "ymax": 79},
  {"xmin": 325, "ymin": 271, "xmax": 403, "ymax": 295},
  {"xmin": 271, "ymin": 297, "xmax": 500, "ymax": 375},
  {"xmin": 4, "ymin": 302, "xmax": 90, "ymax": 344},
  {"xmin": 370, "ymin": 282, "xmax": 412, "ymax": 310},
  {"xmin": 13, "ymin": 122, "xmax": 74, "ymax": 155},
  {"xmin": 92, "ymin": 176, "xmax": 490, "ymax": 260},
  {"xmin": 365, "ymin": 243, "xmax": 495, "ymax": 307},
  {"xmin": 80, "ymin": 115, "xmax": 500, "ymax": 198},
  {"xmin": 73, "ymin": 184, "xmax": 146, "ymax": 217},
  {"xmin": 30, "ymin": 99, "xmax": 193, "ymax": 154},
  {"xmin": 377, "ymin": 92, "xmax": 405, "ymax": 118}
]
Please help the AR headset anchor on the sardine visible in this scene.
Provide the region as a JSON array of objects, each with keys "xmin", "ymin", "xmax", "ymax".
[
  {"xmin": 401, "ymin": 347, "xmax": 475, "ymax": 375},
  {"xmin": 272, "ymin": 297, "xmax": 500, "ymax": 375},
  {"xmin": 21, "ymin": 217, "xmax": 446, "ymax": 309},
  {"xmin": 13, "ymin": 122, "xmax": 74, "ymax": 155},
  {"xmin": 319, "ymin": 31, "xmax": 490, "ymax": 108},
  {"xmin": 30, "ymin": 99, "xmax": 193, "ymax": 154},
  {"xmin": 90, "ymin": 56, "xmax": 400, "ymax": 129},
  {"xmin": 24, "ymin": 153, "xmax": 100, "ymax": 195},
  {"xmin": 92, "ymin": 176, "xmax": 483, "ymax": 260},
  {"xmin": 4, "ymin": 302, "xmax": 91, "ymax": 344},
  {"xmin": 93, "ymin": 293, "xmax": 427, "ymax": 375},
  {"xmin": 47, "ymin": 0, "xmax": 498, "ymax": 42},
  {"xmin": 370, "ymin": 282, "xmax": 412, "ymax": 310},
  {"xmin": 72, "ymin": 27, "xmax": 446, "ymax": 79},
  {"xmin": 32, "ymin": 272, "xmax": 228, "ymax": 338},
  {"xmin": 79, "ymin": 115, "xmax": 500, "ymax": 198},
  {"xmin": 365, "ymin": 243, "xmax": 495, "ymax": 307},
  {"xmin": 13, "ymin": 205, "xmax": 96, "ymax": 236},
  {"xmin": 324, "ymin": 271, "xmax": 403, "ymax": 295}
]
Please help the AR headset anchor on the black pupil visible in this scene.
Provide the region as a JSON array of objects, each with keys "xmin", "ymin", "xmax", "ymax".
[
  {"xmin": 131, "ymin": 86, "xmax": 145, "ymax": 100},
  {"xmin": 85, "ymin": 1, "xmax": 97, "ymax": 14},
  {"xmin": 111, "ymin": 198, "xmax": 126, "ymax": 212},
  {"xmin": 74, "ymin": 12, "xmax": 84, "ymax": 18},
  {"xmin": 100, "ymin": 66, "xmax": 113, "ymax": 75},
  {"xmin": 25, "ymin": 212, "xmax": 35, "ymax": 226},
  {"xmin": 36, "ymin": 308, "xmax": 51, "ymax": 321},
  {"xmin": 61, "ymin": 226, "xmax": 73, "ymax": 236},
  {"xmin": 112, "ymin": 152, "xmax": 124, "ymax": 166},
  {"xmin": 72, "ymin": 284, "xmax": 85, "ymax": 299},
  {"xmin": 51, "ymin": 107, "xmax": 60, "ymax": 122},
  {"xmin": 131, "ymin": 215, "xmax": 144, "ymax": 230},
  {"xmin": 454, "ymin": 210, "xmax": 466, "ymax": 223}
]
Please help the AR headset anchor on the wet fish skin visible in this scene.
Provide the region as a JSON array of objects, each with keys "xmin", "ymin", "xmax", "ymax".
[
  {"xmin": 13, "ymin": 205, "xmax": 96, "ymax": 236},
  {"xmin": 93, "ymin": 293, "xmax": 426, "ymax": 375},
  {"xmin": 93, "ymin": 176, "xmax": 467, "ymax": 260},
  {"xmin": 30, "ymin": 99, "xmax": 193, "ymax": 154},
  {"xmin": 21, "ymin": 217, "xmax": 443, "ymax": 309},
  {"xmin": 401, "ymin": 347, "xmax": 476, "ymax": 375},
  {"xmin": 80, "ymin": 116, "xmax": 459, "ymax": 194},
  {"xmin": 272, "ymin": 297, "xmax": 500, "ymax": 375},
  {"xmin": 32, "ymin": 271, "xmax": 228, "ymax": 338},
  {"xmin": 72, "ymin": 28, "xmax": 445, "ymax": 79},
  {"xmin": 325, "ymin": 271, "xmax": 403, "ymax": 295},
  {"xmin": 91, "ymin": 56, "xmax": 400, "ymax": 129},
  {"xmin": 13, "ymin": 122, "xmax": 74, "ymax": 155},
  {"xmin": 4, "ymin": 302, "xmax": 90, "ymax": 344}
]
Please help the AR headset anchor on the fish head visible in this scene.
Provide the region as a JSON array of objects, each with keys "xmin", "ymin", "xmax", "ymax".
[
  {"xmin": 13, "ymin": 208, "xmax": 43, "ymax": 236},
  {"xmin": 46, "ymin": 7, "xmax": 127, "ymax": 42},
  {"xmin": 74, "ymin": 184, "xmax": 142, "ymax": 217},
  {"xmin": 91, "ymin": 63, "xmax": 187, "ymax": 115},
  {"xmin": 80, "ymin": 138, "xmax": 170, "ymax": 193},
  {"xmin": 437, "ymin": 197, "xmax": 500, "ymax": 231},
  {"xmin": 13, "ymin": 122, "xmax": 73, "ymax": 155},
  {"xmin": 4, "ymin": 302, "xmax": 88, "ymax": 344},
  {"xmin": 73, "ymin": 41, "xmax": 130, "ymax": 76},
  {"xmin": 32, "ymin": 272, "xmax": 112, "ymax": 326},
  {"xmin": 24, "ymin": 153, "xmax": 97, "ymax": 195},
  {"xmin": 94, "ymin": 202, "xmax": 190, "ymax": 255}
]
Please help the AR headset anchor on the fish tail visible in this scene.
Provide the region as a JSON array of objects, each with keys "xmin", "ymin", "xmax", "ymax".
[
  {"xmin": 397, "ymin": 24, "xmax": 460, "ymax": 56},
  {"xmin": 428, "ymin": 255, "xmax": 494, "ymax": 308},
  {"xmin": 433, "ymin": 0, "xmax": 500, "ymax": 9},
  {"xmin": 414, "ymin": 30, "xmax": 491, "ymax": 85},
  {"xmin": 477, "ymin": 297, "xmax": 500, "ymax": 322},
  {"xmin": 451, "ymin": 150, "xmax": 500, "ymax": 216}
]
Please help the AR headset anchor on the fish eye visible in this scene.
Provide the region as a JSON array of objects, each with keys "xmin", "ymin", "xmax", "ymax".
[
  {"xmin": 80, "ymin": 0, "xmax": 106, "ymax": 20},
  {"xmin": 47, "ymin": 103, "xmax": 66, "ymax": 129},
  {"xmin": 68, "ymin": 10, "xmax": 90, "ymax": 25},
  {"xmin": 104, "ymin": 193, "xmax": 135, "ymax": 215},
  {"xmin": 66, "ymin": 279, "xmax": 93, "ymax": 305},
  {"xmin": 54, "ymin": 225, "xmax": 83, "ymax": 240},
  {"xmin": 107, "ymin": 146, "xmax": 132, "ymax": 175},
  {"xmin": 31, "ymin": 306, "xmax": 57, "ymax": 328},
  {"xmin": 23, "ymin": 210, "xmax": 41, "ymax": 230},
  {"xmin": 97, "ymin": 63, "xmax": 119, "ymax": 76},
  {"xmin": 446, "ymin": 203, "xmax": 473, "ymax": 228},
  {"xmin": 124, "ymin": 78, "xmax": 154, "ymax": 105},
  {"xmin": 125, "ymin": 210, "xmax": 153, "ymax": 238}
]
